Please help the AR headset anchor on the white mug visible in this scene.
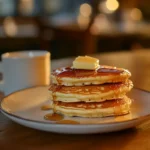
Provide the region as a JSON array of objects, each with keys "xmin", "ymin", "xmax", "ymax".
[{"xmin": 0, "ymin": 50, "xmax": 50, "ymax": 95}]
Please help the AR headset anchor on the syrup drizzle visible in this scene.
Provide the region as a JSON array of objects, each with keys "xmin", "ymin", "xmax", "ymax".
[
  {"xmin": 44, "ymin": 113, "xmax": 64, "ymax": 121},
  {"xmin": 52, "ymin": 66, "xmax": 124, "ymax": 78},
  {"xmin": 41, "ymin": 105, "xmax": 52, "ymax": 110}
]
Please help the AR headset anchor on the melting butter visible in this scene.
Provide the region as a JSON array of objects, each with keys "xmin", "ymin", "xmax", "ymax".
[{"xmin": 73, "ymin": 56, "xmax": 99, "ymax": 70}]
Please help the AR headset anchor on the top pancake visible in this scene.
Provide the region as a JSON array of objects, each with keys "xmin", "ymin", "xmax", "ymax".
[{"xmin": 51, "ymin": 65, "xmax": 131, "ymax": 86}]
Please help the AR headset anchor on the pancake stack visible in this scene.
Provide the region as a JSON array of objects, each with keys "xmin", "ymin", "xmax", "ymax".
[{"xmin": 49, "ymin": 56, "xmax": 133, "ymax": 117}]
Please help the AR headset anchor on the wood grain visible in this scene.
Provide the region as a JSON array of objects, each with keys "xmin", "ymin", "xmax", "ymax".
[{"xmin": 1, "ymin": 49, "xmax": 150, "ymax": 150}]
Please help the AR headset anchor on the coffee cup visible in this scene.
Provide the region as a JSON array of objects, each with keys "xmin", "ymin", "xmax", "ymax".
[{"xmin": 0, "ymin": 50, "xmax": 50, "ymax": 95}]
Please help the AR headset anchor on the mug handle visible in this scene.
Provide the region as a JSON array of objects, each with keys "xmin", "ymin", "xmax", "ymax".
[{"xmin": 0, "ymin": 62, "xmax": 4, "ymax": 92}]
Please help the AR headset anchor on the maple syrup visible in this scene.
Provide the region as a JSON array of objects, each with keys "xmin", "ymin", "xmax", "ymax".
[
  {"xmin": 52, "ymin": 66, "xmax": 124, "ymax": 78},
  {"xmin": 41, "ymin": 105, "xmax": 52, "ymax": 110},
  {"xmin": 44, "ymin": 113, "xmax": 64, "ymax": 121}
]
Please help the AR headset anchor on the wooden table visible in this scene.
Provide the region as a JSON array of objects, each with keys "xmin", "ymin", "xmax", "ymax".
[{"xmin": 1, "ymin": 49, "xmax": 150, "ymax": 150}]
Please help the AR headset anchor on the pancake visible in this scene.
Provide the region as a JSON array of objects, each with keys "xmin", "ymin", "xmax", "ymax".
[
  {"xmin": 51, "ymin": 65, "xmax": 131, "ymax": 86},
  {"xmin": 49, "ymin": 80, "xmax": 133, "ymax": 102},
  {"xmin": 53, "ymin": 96, "xmax": 131, "ymax": 117}
]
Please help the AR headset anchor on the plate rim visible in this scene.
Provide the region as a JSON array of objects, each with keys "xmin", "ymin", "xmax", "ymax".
[{"xmin": 1, "ymin": 86, "xmax": 150, "ymax": 126}]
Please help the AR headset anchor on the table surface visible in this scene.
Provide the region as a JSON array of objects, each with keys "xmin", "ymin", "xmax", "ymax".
[{"xmin": 1, "ymin": 49, "xmax": 150, "ymax": 150}]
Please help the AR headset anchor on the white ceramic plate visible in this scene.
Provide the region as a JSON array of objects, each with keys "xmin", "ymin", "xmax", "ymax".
[{"xmin": 1, "ymin": 86, "xmax": 150, "ymax": 134}]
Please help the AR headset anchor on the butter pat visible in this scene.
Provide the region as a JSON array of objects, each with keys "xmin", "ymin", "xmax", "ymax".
[{"xmin": 73, "ymin": 56, "xmax": 100, "ymax": 70}]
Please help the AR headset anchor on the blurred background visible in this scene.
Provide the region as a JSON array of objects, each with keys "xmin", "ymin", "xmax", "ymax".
[{"xmin": 0, "ymin": 0, "xmax": 150, "ymax": 59}]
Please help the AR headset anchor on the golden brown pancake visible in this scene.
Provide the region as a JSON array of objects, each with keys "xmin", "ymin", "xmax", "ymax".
[
  {"xmin": 49, "ymin": 80, "xmax": 133, "ymax": 102},
  {"xmin": 51, "ymin": 65, "xmax": 131, "ymax": 86},
  {"xmin": 53, "ymin": 96, "xmax": 131, "ymax": 117}
]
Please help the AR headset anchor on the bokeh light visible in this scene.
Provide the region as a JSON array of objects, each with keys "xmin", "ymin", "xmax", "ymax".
[
  {"xmin": 3, "ymin": 17, "xmax": 18, "ymax": 37},
  {"xmin": 106, "ymin": 0, "xmax": 119, "ymax": 12},
  {"xmin": 130, "ymin": 8, "xmax": 142, "ymax": 21},
  {"xmin": 98, "ymin": 0, "xmax": 119, "ymax": 14},
  {"xmin": 79, "ymin": 3, "xmax": 92, "ymax": 17}
]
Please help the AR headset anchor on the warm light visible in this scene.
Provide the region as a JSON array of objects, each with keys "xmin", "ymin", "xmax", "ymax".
[
  {"xmin": 77, "ymin": 15, "xmax": 90, "ymax": 29},
  {"xmin": 106, "ymin": 0, "xmax": 119, "ymax": 11},
  {"xmin": 98, "ymin": 0, "xmax": 119, "ymax": 14},
  {"xmin": 3, "ymin": 17, "xmax": 18, "ymax": 37},
  {"xmin": 79, "ymin": 3, "xmax": 92, "ymax": 17},
  {"xmin": 130, "ymin": 8, "xmax": 142, "ymax": 21}
]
